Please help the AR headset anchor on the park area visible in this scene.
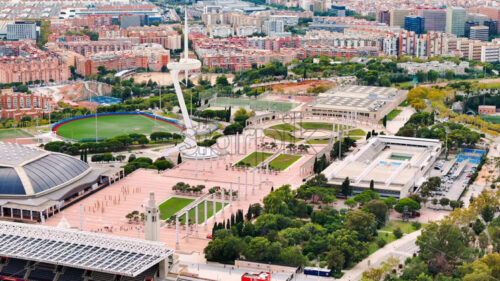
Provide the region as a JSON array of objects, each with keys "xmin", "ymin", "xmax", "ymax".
[
  {"xmin": 211, "ymin": 97, "xmax": 298, "ymax": 112},
  {"xmin": 266, "ymin": 122, "xmax": 364, "ymax": 143},
  {"xmin": 236, "ymin": 152, "xmax": 273, "ymax": 167},
  {"xmin": 54, "ymin": 114, "xmax": 182, "ymax": 141},
  {"xmin": 0, "ymin": 128, "xmax": 33, "ymax": 141},
  {"xmin": 159, "ymin": 196, "xmax": 226, "ymax": 223},
  {"xmin": 269, "ymin": 154, "xmax": 301, "ymax": 171}
]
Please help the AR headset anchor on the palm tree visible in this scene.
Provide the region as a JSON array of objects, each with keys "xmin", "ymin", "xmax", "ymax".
[{"xmin": 286, "ymin": 143, "xmax": 296, "ymax": 152}]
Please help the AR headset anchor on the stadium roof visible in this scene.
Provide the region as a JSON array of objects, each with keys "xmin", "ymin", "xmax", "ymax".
[
  {"xmin": 0, "ymin": 143, "xmax": 90, "ymax": 196},
  {"xmin": 0, "ymin": 221, "xmax": 173, "ymax": 277}
]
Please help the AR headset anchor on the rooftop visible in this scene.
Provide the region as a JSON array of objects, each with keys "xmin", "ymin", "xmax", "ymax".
[
  {"xmin": 305, "ymin": 85, "xmax": 406, "ymax": 113},
  {"xmin": 0, "ymin": 220, "xmax": 173, "ymax": 277}
]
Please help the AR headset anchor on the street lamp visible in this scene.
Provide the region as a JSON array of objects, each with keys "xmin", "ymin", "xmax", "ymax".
[{"xmin": 445, "ymin": 127, "xmax": 449, "ymax": 160}]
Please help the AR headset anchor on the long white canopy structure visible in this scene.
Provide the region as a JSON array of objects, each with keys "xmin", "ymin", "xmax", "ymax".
[{"xmin": 0, "ymin": 221, "xmax": 173, "ymax": 277}]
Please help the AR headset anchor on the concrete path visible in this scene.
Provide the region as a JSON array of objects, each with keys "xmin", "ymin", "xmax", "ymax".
[
  {"xmin": 386, "ymin": 107, "xmax": 415, "ymax": 135},
  {"xmin": 339, "ymin": 230, "xmax": 421, "ymax": 281}
]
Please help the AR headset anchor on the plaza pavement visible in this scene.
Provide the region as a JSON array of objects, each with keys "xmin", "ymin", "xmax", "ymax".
[{"xmin": 46, "ymin": 134, "xmax": 325, "ymax": 252}]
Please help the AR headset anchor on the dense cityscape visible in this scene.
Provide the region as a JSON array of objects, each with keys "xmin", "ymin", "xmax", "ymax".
[{"xmin": 0, "ymin": 0, "xmax": 499, "ymax": 280}]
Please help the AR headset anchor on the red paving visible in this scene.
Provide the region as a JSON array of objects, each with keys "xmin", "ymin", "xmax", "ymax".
[
  {"xmin": 2, "ymin": 138, "xmax": 37, "ymax": 145},
  {"xmin": 46, "ymin": 135, "xmax": 325, "ymax": 252}
]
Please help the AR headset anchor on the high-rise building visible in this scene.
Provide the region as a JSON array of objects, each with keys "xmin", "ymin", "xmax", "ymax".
[
  {"xmin": 446, "ymin": 7, "xmax": 467, "ymax": 36},
  {"xmin": 378, "ymin": 10, "xmax": 391, "ymax": 26},
  {"xmin": 405, "ymin": 16, "xmax": 425, "ymax": 34},
  {"xmin": 485, "ymin": 20, "xmax": 498, "ymax": 36},
  {"xmin": 465, "ymin": 21, "xmax": 481, "ymax": 38},
  {"xmin": 418, "ymin": 8, "xmax": 446, "ymax": 32},
  {"xmin": 6, "ymin": 21, "xmax": 37, "ymax": 41},
  {"xmin": 390, "ymin": 9, "xmax": 409, "ymax": 27},
  {"xmin": 330, "ymin": 5, "xmax": 346, "ymax": 17},
  {"xmin": 470, "ymin": 26, "xmax": 489, "ymax": 42}
]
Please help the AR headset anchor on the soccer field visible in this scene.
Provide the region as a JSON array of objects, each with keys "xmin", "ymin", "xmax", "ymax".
[{"xmin": 55, "ymin": 114, "xmax": 182, "ymax": 141}]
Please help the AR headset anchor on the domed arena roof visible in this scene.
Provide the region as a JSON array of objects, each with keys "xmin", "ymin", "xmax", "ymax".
[{"xmin": 0, "ymin": 143, "xmax": 90, "ymax": 196}]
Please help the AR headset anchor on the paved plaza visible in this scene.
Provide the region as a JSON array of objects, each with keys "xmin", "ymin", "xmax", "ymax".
[{"xmin": 46, "ymin": 134, "xmax": 324, "ymax": 252}]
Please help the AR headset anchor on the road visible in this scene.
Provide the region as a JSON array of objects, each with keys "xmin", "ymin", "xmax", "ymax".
[{"xmin": 339, "ymin": 230, "xmax": 421, "ymax": 281}]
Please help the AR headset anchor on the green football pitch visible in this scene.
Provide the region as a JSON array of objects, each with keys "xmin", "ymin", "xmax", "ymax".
[{"xmin": 55, "ymin": 114, "xmax": 182, "ymax": 141}]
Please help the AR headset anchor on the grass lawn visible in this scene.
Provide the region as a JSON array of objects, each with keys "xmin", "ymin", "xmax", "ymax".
[
  {"xmin": 348, "ymin": 129, "xmax": 365, "ymax": 136},
  {"xmin": 56, "ymin": 114, "xmax": 181, "ymax": 141},
  {"xmin": 399, "ymin": 100, "xmax": 409, "ymax": 107},
  {"xmin": 180, "ymin": 201, "xmax": 228, "ymax": 224},
  {"xmin": 264, "ymin": 129, "xmax": 301, "ymax": 143},
  {"xmin": 368, "ymin": 232, "xmax": 397, "ymax": 255},
  {"xmin": 159, "ymin": 197, "xmax": 195, "ymax": 220},
  {"xmin": 480, "ymin": 114, "xmax": 500, "ymax": 124},
  {"xmin": 381, "ymin": 220, "xmax": 424, "ymax": 234},
  {"xmin": 236, "ymin": 152, "xmax": 273, "ymax": 167},
  {"xmin": 306, "ymin": 139, "xmax": 330, "ymax": 144},
  {"xmin": 0, "ymin": 128, "xmax": 33, "ymax": 141},
  {"xmin": 212, "ymin": 97, "xmax": 297, "ymax": 112},
  {"xmin": 386, "ymin": 110, "xmax": 402, "ymax": 121},
  {"xmin": 269, "ymin": 154, "xmax": 301, "ymax": 170},
  {"xmin": 270, "ymin": 123, "xmax": 298, "ymax": 132},
  {"xmin": 298, "ymin": 122, "xmax": 334, "ymax": 131}
]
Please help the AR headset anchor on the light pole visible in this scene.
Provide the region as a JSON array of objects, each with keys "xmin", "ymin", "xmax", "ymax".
[{"xmin": 445, "ymin": 127, "xmax": 449, "ymax": 160}]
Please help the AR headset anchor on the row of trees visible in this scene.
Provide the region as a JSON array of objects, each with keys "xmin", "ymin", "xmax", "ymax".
[
  {"xmin": 123, "ymin": 155, "xmax": 173, "ymax": 175},
  {"xmin": 44, "ymin": 132, "xmax": 173, "ymax": 156}
]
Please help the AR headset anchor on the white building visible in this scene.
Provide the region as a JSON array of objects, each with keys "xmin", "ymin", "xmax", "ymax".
[
  {"xmin": 236, "ymin": 25, "xmax": 261, "ymax": 36},
  {"xmin": 323, "ymin": 135, "xmax": 442, "ymax": 198},
  {"xmin": 208, "ymin": 24, "xmax": 233, "ymax": 38},
  {"xmin": 7, "ymin": 21, "xmax": 37, "ymax": 40}
]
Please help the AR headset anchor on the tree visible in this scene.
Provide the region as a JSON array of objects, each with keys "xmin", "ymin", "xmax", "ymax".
[
  {"xmin": 473, "ymin": 219, "xmax": 486, "ymax": 235},
  {"xmin": 481, "ymin": 205, "xmax": 495, "ymax": 223},
  {"xmin": 280, "ymin": 246, "xmax": 307, "ymax": 267},
  {"xmin": 326, "ymin": 246, "xmax": 345, "ymax": 274},
  {"xmin": 177, "ymin": 153, "xmax": 182, "ymax": 165},
  {"xmin": 370, "ymin": 179, "xmax": 375, "ymax": 190},
  {"xmin": 439, "ymin": 197, "xmax": 450, "ymax": 207},
  {"xmin": 216, "ymin": 75, "xmax": 229, "ymax": 87},
  {"xmin": 427, "ymin": 70, "xmax": 439, "ymax": 82},
  {"xmin": 416, "ymin": 222, "xmax": 466, "ymax": 262},
  {"xmin": 345, "ymin": 210, "xmax": 377, "ymax": 241},
  {"xmin": 366, "ymin": 131, "xmax": 372, "ymax": 140},
  {"xmin": 384, "ymin": 197, "xmax": 397, "ymax": 209},
  {"xmin": 382, "ymin": 115, "xmax": 387, "ymax": 128},
  {"xmin": 395, "ymin": 198, "xmax": 421, "ymax": 213},
  {"xmin": 345, "ymin": 198, "xmax": 357, "ymax": 209},
  {"xmin": 204, "ymin": 235, "xmax": 245, "ymax": 263},
  {"xmin": 363, "ymin": 200, "xmax": 388, "ymax": 227},
  {"xmin": 154, "ymin": 159, "xmax": 173, "ymax": 172},
  {"xmin": 341, "ymin": 177, "xmax": 352, "ymax": 196}
]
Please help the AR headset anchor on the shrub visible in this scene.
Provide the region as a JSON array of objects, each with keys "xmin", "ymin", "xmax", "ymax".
[
  {"xmin": 393, "ymin": 227, "xmax": 403, "ymax": 239},
  {"xmin": 376, "ymin": 237, "xmax": 387, "ymax": 248},
  {"xmin": 412, "ymin": 221, "xmax": 422, "ymax": 230}
]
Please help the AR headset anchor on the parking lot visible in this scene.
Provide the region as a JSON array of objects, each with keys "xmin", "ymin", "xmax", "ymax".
[{"xmin": 427, "ymin": 158, "xmax": 479, "ymax": 202}]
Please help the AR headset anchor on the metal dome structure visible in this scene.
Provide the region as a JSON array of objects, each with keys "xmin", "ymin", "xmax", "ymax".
[
  {"xmin": 0, "ymin": 144, "xmax": 90, "ymax": 196},
  {"xmin": 0, "ymin": 143, "xmax": 107, "ymax": 222}
]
